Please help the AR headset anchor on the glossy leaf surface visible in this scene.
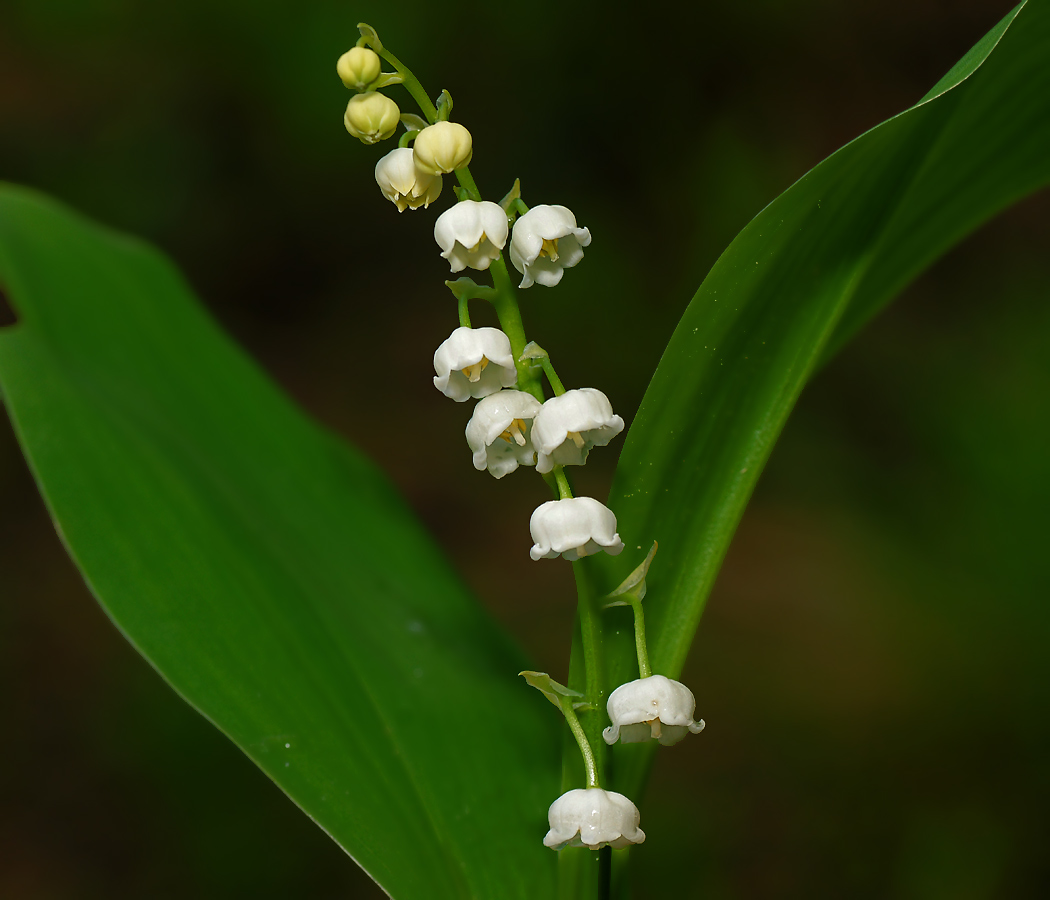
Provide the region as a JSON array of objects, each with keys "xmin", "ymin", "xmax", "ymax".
[
  {"xmin": 0, "ymin": 185, "xmax": 558, "ymax": 899},
  {"xmin": 587, "ymin": 0, "xmax": 1050, "ymax": 797}
]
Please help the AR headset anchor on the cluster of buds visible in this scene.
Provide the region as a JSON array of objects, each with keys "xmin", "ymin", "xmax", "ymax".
[
  {"xmin": 339, "ymin": 32, "xmax": 473, "ymax": 212},
  {"xmin": 338, "ymin": 24, "xmax": 705, "ymax": 854}
]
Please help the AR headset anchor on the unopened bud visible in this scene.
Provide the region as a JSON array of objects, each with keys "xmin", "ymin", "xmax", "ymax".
[
  {"xmin": 344, "ymin": 92, "xmax": 400, "ymax": 144},
  {"xmin": 337, "ymin": 47, "xmax": 382, "ymax": 90},
  {"xmin": 413, "ymin": 121, "xmax": 473, "ymax": 176}
]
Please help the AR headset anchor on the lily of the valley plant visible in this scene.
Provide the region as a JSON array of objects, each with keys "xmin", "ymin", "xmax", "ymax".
[
  {"xmin": 338, "ymin": 23, "xmax": 706, "ymax": 853},
  {"xmin": 0, "ymin": 4, "xmax": 1042, "ymax": 899}
]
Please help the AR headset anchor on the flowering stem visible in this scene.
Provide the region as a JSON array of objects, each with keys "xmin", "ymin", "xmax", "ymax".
[
  {"xmin": 371, "ymin": 45, "xmax": 438, "ymax": 122},
  {"xmin": 539, "ymin": 356, "xmax": 567, "ymax": 396},
  {"xmin": 454, "ymin": 167, "xmax": 483, "ymax": 203},
  {"xmin": 397, "ymin": 129, "xmax": 419, "ymax": 149},
  {"xmin": 559, "ymin": 697, "xmax": 600, "ymax": 789},
  {"xmin": 571, "ymin": 560, "xmax": 608, "ymax": 784},
  {"xmin": 490, "ymin": 256, "xmax": 544, "ymax": 401},
  {"xmin": 553, "ymin": 466, "xmax": 574, "ymax": 500},
  {"xmin": 457, "ymin": 294, "xmax": 471, "ymax": 328},
  {"xmin": 627, "ymin": 597, "xmax": 652, "ymax": 678}
]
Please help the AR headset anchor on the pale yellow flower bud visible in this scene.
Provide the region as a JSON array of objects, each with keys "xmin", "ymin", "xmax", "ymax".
[
  {"xmin": 344, "ymin": 92, "xmax": 400, "ymax": 144},
  {"xmin": 336, "ymin": 47, "xmax": 382, "ymax": 90},
  {"xmin": 412, "ymin": 121, "xmax": 473, "ymax": 175}
]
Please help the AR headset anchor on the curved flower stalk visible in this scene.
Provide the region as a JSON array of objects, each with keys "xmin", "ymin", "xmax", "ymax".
[
  {"xmin": 465, "ymin": 390, "xmax": 542, "ymax": 478},
  {"xmin": 530, "ymin": 497, "xmax": 624, "ymax": 561},
  {"xmin": 544, "ymin": 788, "xmax": 645, "ymax": 850},
  {"xmin": 375, "ymin": 148, "xmax": 442, "ymax": 211},
  {"xmin": 603, "ymin": 675, "xmax": 706, "ymax": 746},
  {"xmin": 509, "ymin": 204, "xmax": 592, "ymax": 288},
  {"xmin": 532, "ymin": 388, "xmax": 625, "ymax": 474},
  {"xmin": 521, "ymin": 671, "xmax": 646, "ymax": 853},
  {"xmin": 433, "ymin": 326, "xmax": 517, "ymax": 401},
  {"xmin": 434, "ymin": 200, "xmax": 509, "ymax": 272}
]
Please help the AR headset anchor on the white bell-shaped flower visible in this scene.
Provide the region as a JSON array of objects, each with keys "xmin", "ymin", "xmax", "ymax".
[
  {"xmin": 532, "ymin": 388, "xmax": 625, "ymax": 475},
  {"xmin": 530, "ymin": 497, "xmax": 624, "ymax": 561},
  {"xmin": 544, "ymin": 788, "xmax": 645, "ymax": 851},
  {"xmin": 434, "ymin": 200, "xmax": 509, "ymax": 272},
  {"xmin": 433, "ymin": 326, "xmax": 518, "ymax": 402},
  {"xmin": 465, "ymin": 390, "xmax": 543, "ymax": 479},
  {"xmin": 603, "ymin": 675, "xmax": 706, "ymax": 747},
  {"xmin": 375, "ymin": 148, "xmax": 442, "ymax": 212},
  {"xmin": 509, "ymin": 204, "xmax": 592, "ymax": 288}
]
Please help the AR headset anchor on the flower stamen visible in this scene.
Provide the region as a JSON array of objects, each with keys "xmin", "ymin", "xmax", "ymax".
[
  {"xmin": 466, "ymin": 233, "xmax": 490, "ymax": 253},
  {"xmin": 498, "ymin": 418, "xmax": 528, "ymax": 446},
  {"xmin": 567, "ymin": 430, "xmax": 586, "ymax": 449},
  {"xmin": 540, "ymin": 237, "xmax": 560, "ymax": 262},
  {"xmin": 461, "ymin": 356, "xmax": 490, "ymax": 382}
]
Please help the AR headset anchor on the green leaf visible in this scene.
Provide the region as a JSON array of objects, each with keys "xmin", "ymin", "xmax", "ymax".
[
  {"xmin": 0, "ymin": 184, "xmax": 558, "ymax": 899},
  {"xmin": 587, "ymin": 0, "xmax": 1050, "ymax": 798}
]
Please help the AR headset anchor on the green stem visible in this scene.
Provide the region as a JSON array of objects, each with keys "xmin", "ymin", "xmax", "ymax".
[
  {"xmin": 628, "ymin": 598, "xmax": 652, "ymax": 678},
  {"xmin": 540, "ymin": 356, "xmax": 567, "ymax": 396},
  {"xmin": 457, "ymin": 294, "xmax": 471, "ymax": 328},
  {"xmin": 560, "ymin": 698, "xmax": 600, "ymax": 788},
  {"xmin": 554, "ymin": 466, "xmax": 574, "ymax": 500},
  {"xmin": 490, "ymin": 256, "xmax": 544, "ymax": 401},
  {"xmin": 558, "ymin": 569, "xmax": 611, "ymax": 900},
  {"xmin": 572, "ymin": 560, "xmax": 607, "ymax": 781},
  {"xmin": 455, "ymin": 167, "xmax": 483, "ymax": 203},
  {"xmin": 397, "ymin": 129, "xmax": 419, "ymax": 149},
  {"xmin": 373, "ymin": 46, "xmax": 437, "ymax": 122},
  {"xmin": 513, "ymin": 197, "xmax": 531, "ymax": 216}
]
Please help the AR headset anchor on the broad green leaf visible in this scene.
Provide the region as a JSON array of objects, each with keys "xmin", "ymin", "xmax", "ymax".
[
  {"xmin": 0, "ymin": 185, "xmax": 558, "ymax": 899},
  {"xmin": 585, "ymin": 0, "xmax": 1050, "ymax": 799}
]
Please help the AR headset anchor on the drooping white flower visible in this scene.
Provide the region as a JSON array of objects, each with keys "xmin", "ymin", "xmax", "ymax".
[
  {"xmin": 509, "ymin": 204, "xmax": 592, "ymax": 289},
  {"xmin": 529, "ymin": 497, "xmax": 624, "ymax": 561},
  {"xmin": 413, "ymin": 121, "xmax": 473, "ymax": 175},
  {"xmin": 532, "ymin": 388, "xmax": 625, "ymax": 475},
  {"xmin": 434, "ymin": 200, "xmax": 509, "ymax": 272},
  {"xmin": 344, "ymin": 92, "xmax": 400, "ymax": 144},
  {"xmin": 433, "ymin": 326, "xmax": 518, "ymax": 402},
  {"xmin": 374, "ymin": 148, "xmax": 442, "ymax": 212},
  {"xmin": 603, "ymin": 675, "xmax": 706, "ymax": 747},
  {"xmin": 544, "ymin": 788, "xmax": 645, "ymax": 851},
  {"xmin": 465, "ymin": 390, "xmax": 543, "ymax": 478},
  {"xmin": 336, "ymin": 47, "xmax": 381, "ymax": 90}
]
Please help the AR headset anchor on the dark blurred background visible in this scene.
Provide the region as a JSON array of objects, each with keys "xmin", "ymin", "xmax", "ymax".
[{"xmin": 2, "ymin": 0, "xmax": 1048, "ymax": 897}]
